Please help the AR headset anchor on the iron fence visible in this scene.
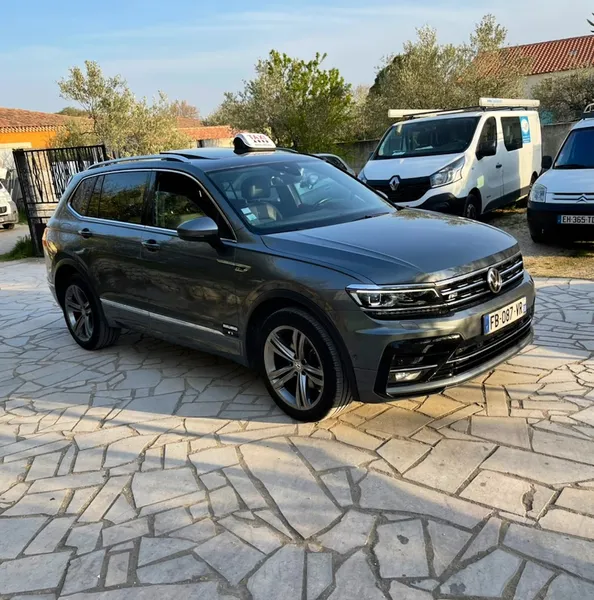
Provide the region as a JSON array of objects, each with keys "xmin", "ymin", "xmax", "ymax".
[{"xmin": 12, "ymin": 145, "xmax": 108, "ymax": 256}]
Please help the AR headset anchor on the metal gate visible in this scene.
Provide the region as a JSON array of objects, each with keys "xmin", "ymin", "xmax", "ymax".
[{"xmin": 12, "ymin": 145, "xmax": 108, "ymax": 256}]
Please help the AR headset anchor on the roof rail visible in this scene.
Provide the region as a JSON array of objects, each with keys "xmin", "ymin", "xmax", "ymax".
[
  {"xmin": 87, "ymin": 154, "xmax": 191, "ymax": 170},
  {"xmin": 582, "ymin": 103, "xmax": 594, "ymax": 119}
]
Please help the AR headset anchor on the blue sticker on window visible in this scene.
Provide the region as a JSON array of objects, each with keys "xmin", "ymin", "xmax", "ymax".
[{"xmin": 520, "ymin": 116, "xmax": 531, "ymax": 144}]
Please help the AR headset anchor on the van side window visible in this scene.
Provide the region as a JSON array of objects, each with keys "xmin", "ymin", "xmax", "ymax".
[
  {"xmin": 478, "ymin": 117, "xmax": 497, "ymax": 146},
  {"xmin": 501, "ymin": 117, "xmax": 523, "ymax": 152},
  {"xmin": 99, "ymin": 172, "xmax": 149, "ymax": 224},
  {"xmin": 151, "ymin": 171, "xmax": 234, "ymax": 239},
  {"xmin": 69, "ymin": 177, "xmax": 97, "ymax": 216}
]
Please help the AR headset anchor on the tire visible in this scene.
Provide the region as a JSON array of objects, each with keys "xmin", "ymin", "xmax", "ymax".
[
  {"xmin": 259, "ymin": 307, "xmax": 352, "ymax": 422},
  {"xmin": 2, "ymin": 224, "xmax": 15, "ymax": 230},
  {"xmin": 462, "ymin": 193, "xmax": 480, "ymax": 220},
  {"xmin": 62, "ymin": 275, "xmax": 120, "ymax": 350},
  {"xmin": 529, "ymin": 225, "xmax": 550, "ymax": 244}
]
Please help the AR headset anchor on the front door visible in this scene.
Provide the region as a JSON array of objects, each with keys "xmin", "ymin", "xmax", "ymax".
[
  {"xmin": 476, "ymin": 117, "xmax": 503, "ymax": 210},
  {"xmin": 140, "ymin": 169, "xmax": 240, "ymax": 357}
]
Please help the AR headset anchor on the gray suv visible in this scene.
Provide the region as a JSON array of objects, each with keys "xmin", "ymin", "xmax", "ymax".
[{"xmin": 44, "ymin": 135, "xmax": 535, "ymax": 421}]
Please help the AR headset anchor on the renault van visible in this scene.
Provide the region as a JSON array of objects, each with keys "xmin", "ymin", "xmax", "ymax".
[
  {"xmin": 528, "ymin": 104, "xmax": 594, "ymax": 243},
  {"xmin": 359, "ymin": 98, "xmax": 542, "ymax": 219}
]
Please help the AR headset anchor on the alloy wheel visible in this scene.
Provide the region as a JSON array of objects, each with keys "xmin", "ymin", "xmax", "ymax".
[
  {"xmin": 263, "ymin": 326, "xmax": 325, "ymax": 410},
  {"xmin": 64, "ymin": 284, "xmax": 94, "ymax": 343}
]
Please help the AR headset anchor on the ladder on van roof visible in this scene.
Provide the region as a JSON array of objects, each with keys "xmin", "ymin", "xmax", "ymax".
[{"xmin": 388, "ymin": 98, "xmax": 540, "ymax": 120}]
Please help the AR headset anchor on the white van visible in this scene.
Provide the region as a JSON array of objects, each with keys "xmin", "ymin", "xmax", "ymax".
[
  {"xmin": 527, "ymin": 104, "xmax": 594, "ymax": 243},
  {"xmin": 359, "ymin": 98, "xmax": 542, "ymax": 219}
]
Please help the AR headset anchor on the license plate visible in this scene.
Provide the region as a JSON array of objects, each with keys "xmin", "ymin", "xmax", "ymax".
[
  {"xmin": 558, "ymin": 215, "xmax": 594, "ymax": 225},
  {"xmin": 483, "ymin": 297, "xmax": 527, "ymax": 335}
]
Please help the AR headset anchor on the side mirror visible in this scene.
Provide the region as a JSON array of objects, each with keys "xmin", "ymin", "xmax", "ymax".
[
  {"xmin": 541, "ymin": 155, "xmax": 553, "ymax": 171},
  {"xmin": 177, "ymin": 216, "xmax": 219, "ymax": 243},
  {"xmin": 476, "ymin": 140, "xmax": 497, "ymax": 160}
]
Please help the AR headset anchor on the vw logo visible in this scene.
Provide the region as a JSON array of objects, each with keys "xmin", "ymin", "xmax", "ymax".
[
  {"xmin": 389, "ymin": 176, "xmax": 400, "ymax": 192},
  {"xmin": 487, "ymin": 268, "xmax": 503, "ymax": 294}
]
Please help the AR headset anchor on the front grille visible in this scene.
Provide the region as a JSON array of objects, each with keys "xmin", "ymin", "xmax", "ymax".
[
  {"xmin": 0, "ymin": 206, "xmax": 7, "ymax": 215},
  {"xmin": 432, "ymin": 310, "xmax": 533, "ymax": 379},
  {"xmin": 552, "ymin": 193, "xmax": 594, "ymax": 203},
  {"xmin": 437, "ymin": 253, "xmax": 524, "ymax": 312},
  {"xmin": 369, "ymin": 177, "xmax": 431, "ymax": 204}
]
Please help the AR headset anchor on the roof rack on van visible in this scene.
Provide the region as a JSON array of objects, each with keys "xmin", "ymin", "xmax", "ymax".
[
  {"xmin": 388, "ymin": 98, "xmax": 540, "ymax": 120},
  {"xmin": 87, "ymin": 154, "xmax": 191, "ymax": 170},
  {"xmin": 582, "ymin": 103, "xmax": 594, "ymax": 119}
]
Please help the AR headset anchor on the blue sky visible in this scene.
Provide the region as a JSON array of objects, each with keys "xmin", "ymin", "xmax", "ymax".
[{"xmin": 2, "ymin": 0, "xmax": 592, "ymax": 117}]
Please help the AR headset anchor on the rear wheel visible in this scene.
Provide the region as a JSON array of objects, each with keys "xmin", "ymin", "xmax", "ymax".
[
  {"xmin": 529, "ymin": 223, "xmax": 550, "ymax": 244},
  {"xmin": 259, "ymin": 307, "xmax": 352, "ymax": 421},
  {"xmin": 462, "ymin": 193, "xmax": 480, "ymax": 219},
  {"xmin": 62, "ymin": 275, "xmax": 120, "ymax": 350},
  {"xmin": 2, "ymin": 224, "xmax": 15, "ymax": 230}
]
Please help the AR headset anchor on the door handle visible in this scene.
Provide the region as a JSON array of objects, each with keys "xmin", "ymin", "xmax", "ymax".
[
  {"xmin": 496, "ymin": 163, "xmax": 503, "ymax": 169},
  {"xmin": 77, "ymin": 228, "xmax": 93, "ymax": 239},
  {"xmin": 142, "ymin": 239, "xmax": 160, "ymax": 252}
]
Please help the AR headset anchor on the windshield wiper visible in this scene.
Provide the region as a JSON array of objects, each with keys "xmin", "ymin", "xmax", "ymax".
[
  {"xmin": 555, "ymin": 163, "xmax": 590, "ymax": 169},
  {"xmin": 352, "ymin": 212, "xmax": 391, "ymax": 221}
]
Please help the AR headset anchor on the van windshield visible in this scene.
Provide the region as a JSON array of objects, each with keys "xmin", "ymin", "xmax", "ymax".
[
  {"xmin": 554, "ymin": 128, "xmax": 594, "ymax": 169},
  {"xmin": 375, "ymin": 116, "xmax": 480, "ymax": 159}
]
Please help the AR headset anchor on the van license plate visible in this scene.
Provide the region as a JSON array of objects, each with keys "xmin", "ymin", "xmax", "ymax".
[
  {"xmin": 483, "ymin": 297, "xmax": 527, "ymax": 335},
  {"xmin": 558, "ymin": 215, "xmax": 594, "ymax": 225}
]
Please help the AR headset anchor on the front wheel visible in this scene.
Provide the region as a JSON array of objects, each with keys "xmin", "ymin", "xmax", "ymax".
[
  {"xmin": 2, "ymin": 224, "xmax": 15, "ymax": 230},
  {"xmin": 62, "ymin": 275, "xmax": 120, "ymax": 350},
  {"xmin": 259, "ymin": 307, "xmax": 352, "ymax": 421},
  {"xmin": 529, "ymin": 224, "xmax": 550, "ymax": 244},
  {"xmin": 462, "ymin": 193, "xmax": 480, "ymax": 220}
]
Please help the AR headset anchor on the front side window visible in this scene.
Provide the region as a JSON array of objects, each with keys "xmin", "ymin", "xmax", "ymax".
[
  {"xmin": 554, "ymin": 128, "xmax": 594, "ymax": 169},
  {"xmin": 152, "ymin": 171, "xmax": 233, "ymax": 238},
  {"xmin": 478, "ymin": 117, "xmax": 497, "ymax": 146},
  {"xmin": 375, "ymin": 116, "xmax": 480, "ymax": 159},
  {"xmin": 99, "ymin": 172, "xmax": 149, "ymax": 224},
  {"xmin": 207, "ymin": 158, "xmax": 392, "ymax": 234},
  {"xmin": 501, "ymin": 117, "xmax": 523, "ymax": 152}
]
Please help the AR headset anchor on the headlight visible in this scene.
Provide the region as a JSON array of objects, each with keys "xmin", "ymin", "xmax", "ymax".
[
  {"xmin": 346, "ymin": 284, "xmax": 443, "ymax": 316},
  {"xmin": 530, "ymin": 183, "xmax": 547, "ymax": 203},
  {"xmin": 430, "ymin": 157, "xmax": 465, "ymax": 188},
  {"xmin": 358, "ymin": 171, "xmax": 367, "ymax": 183}
]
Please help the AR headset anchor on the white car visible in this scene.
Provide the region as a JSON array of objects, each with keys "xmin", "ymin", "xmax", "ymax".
[
  {"xmin": 358, "ymin": 98, "xmax": 542, "ymax": 219},
  {"xmin": 0, "ymin": 182, "xmax": 18, "ymax": 230},
  {"xmin": 528, "ymin": 104, "xmax": 594, "ymax": 243}
]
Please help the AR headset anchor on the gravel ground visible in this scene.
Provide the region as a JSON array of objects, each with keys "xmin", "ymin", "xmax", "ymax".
[
  {"xmin": 0, "ymin": 224, "xmax": 28, "ymax": 255},
  {"xmin": 485, "ymin": 207, "xmax": 594, "ymax": 279}
]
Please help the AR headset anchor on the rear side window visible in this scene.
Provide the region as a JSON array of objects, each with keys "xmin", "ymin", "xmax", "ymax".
[
  {"xmin": 501, "ymin": 117, "xmax": 523, "ymax": 152},
  {"xmin": 99, "ymin": 172, "xmax": 149, "ymax": 224},
  {"xmin": 87, "ymin": 176, "xmax": 103, "ymax": 218},
  {"xmin": 69, "ymin": 177, "xmax": 97, "ymax": 216}
]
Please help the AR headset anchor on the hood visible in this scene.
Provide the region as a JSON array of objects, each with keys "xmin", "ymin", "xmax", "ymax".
[
  {"xmin": 262, "ymin": 211, "xmax": 519, "ymax": 285},
  {"xmin": 539, "ymin": 168, "xmax": 594, "ymax": 194},
  {"xmin": 362, "ymin": 153, "xmax": 463, "ymax": 182}
]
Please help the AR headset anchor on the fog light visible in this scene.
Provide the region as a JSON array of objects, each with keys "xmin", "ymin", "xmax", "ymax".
[{"xmin": 388, "ymin": 370, "xmax": 423, "ymax": 383}]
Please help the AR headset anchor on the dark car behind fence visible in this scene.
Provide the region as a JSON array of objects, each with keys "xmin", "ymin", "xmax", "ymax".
[{"xmin": 13, "ymin": 145, "xmax": 108, "ymax": 256}]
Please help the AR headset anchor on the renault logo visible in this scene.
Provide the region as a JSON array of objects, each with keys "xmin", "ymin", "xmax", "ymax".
[
  {"xmin": 487, "ymin": 268, "xmax": 503, "ymax": 294},
  {"xmin": 389, "ymin": 176, "xmax": 400, "ymax": 192}
]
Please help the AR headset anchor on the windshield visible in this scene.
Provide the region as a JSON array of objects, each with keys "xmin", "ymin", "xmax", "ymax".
[
  {"xmin": 207, "ymin": 159, "xmax": 393, "ymax": 234},
  {"xmin": 375, "ymin": 116, "xmax": 480, "ymax": 159},
  {"xmin": 554, "ymin": 127, "xmax": 594, "ymax": 169}
]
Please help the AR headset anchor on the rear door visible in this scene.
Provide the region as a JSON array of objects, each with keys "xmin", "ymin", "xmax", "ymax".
[
  {"xmin": 139, "ymin": 169, "xmax": 240, "ymax": 356},
  {"xmin": 84, "ymin": 170, "xmax": 151, "ymax": 329}
]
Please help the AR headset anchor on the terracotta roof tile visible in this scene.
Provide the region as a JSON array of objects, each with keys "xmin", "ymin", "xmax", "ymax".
[
  {"xmin": 181, "ymin": 125, "xmax": 234, "ymax": 141},
  {"xmin": 489, "ymin": 35, "xmax": 594, "ymax": 76},
  {"xmin": 0, "ymin": 107, "xmax": 75, "ymax": 131}
]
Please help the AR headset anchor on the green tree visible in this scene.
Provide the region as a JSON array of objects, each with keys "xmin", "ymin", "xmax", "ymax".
[
  {"xmin": 364, "ymin": 15, "xmax": 527, "ymax": 137},
  {"xmin": 171, "ymin": 100, "xmax": 200, "ymax": 119},
  {"xmin": 208, "ymin": 51, "xmax": 353, "ymax": 152},
  {"xmin": 56, "ymin": 107, "xmax": 88, "ymax": 117},
  {"xmin": 532, "ymin": 69, "xmax": 594, "ymax": 122},
  {"xmin": 55, "ymin": 60, "xmax": 191, "ymax": 155}
]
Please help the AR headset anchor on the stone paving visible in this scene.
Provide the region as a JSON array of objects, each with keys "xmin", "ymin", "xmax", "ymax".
[{"xmin": 1, "ymin": 260, "xmax": 594, "ymax": 599}]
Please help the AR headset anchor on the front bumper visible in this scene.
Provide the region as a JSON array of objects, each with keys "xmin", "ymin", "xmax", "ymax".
[
  {"xmin": 340, "ymin": 271, "xmax": 535, "ymax": 403},
  {"xmin": 0, "ymin": 210, "xmax": 18, "ymax": 225},
  {"xmin": 528, "ymin": 202, "xmax": 594, "ymax": 240}
]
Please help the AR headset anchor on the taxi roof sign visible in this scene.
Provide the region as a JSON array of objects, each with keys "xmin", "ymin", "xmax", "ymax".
[{"xmin": 234, "ymin": 133, "xmax": 276, "ymax": 153}]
